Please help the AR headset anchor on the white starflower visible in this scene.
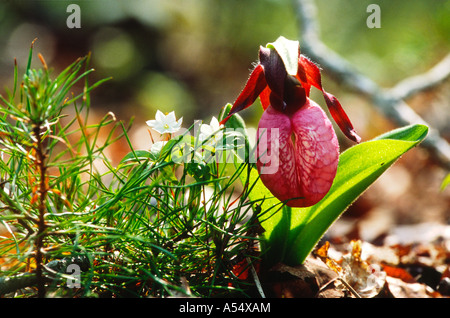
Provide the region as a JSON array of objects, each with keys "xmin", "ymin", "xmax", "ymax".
[
  {"xmin": 150, "ymin": 140, "xmax": 167, "ymax": 155},
  {"xmin": 146, "ymin": 110, "xmax": 183, "ymax": 134},
  {"xmin": 199, "ymin": 116, "xmax": 223, "ymax": 144}
]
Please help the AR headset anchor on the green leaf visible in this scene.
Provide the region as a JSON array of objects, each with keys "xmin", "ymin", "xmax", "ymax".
[
  {"xmin": 372, "ymin": 123, "xmax": 428, "ymax": 142},
  {"xmin": 120, "ymin": 149, "xmax": 156, "ymax": 164},
  {"xmin": 249, "ymin": 124, "xmax": 428, "ymax": 266},
  {"xmin": 266, "ymin": 36, "xmax": 299, "ymax": 76},
  {"xmin": 221, "ymin": 103, "xmax": 247, "ymax": 131}
]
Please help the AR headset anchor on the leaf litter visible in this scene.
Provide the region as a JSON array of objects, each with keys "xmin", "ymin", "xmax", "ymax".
[{"xmin": 263, "ymin": 221, "xmax": 449, "ymax": 298}]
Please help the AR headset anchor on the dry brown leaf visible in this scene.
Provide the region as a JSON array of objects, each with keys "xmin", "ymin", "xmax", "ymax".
[
  {"xmin": 268, "ymin": 257, "xmax": 339, "ymax": 298},
  {"xmin": 382, "ymin": 264, "xmax": 416, "ymax": 283},
  {"xmin": 337, "ymin": 240, "xmax": 386, "ymax": 297},
  {"xmin": 386, "ymin": 276, "xmax": 436, "ymax": 298},
  {"xmin": 315, "ymin": 240, "xmax": 387, "ymax": 297}
]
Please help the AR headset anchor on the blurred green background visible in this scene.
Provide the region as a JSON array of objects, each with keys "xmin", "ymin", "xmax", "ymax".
[
  {"xmin": 0, "ymin": 0, "xmax": 448, "ymax": 227},
  {"xmin": 1, "ymin": 0, "xmax": 448, "ymax": 126}
]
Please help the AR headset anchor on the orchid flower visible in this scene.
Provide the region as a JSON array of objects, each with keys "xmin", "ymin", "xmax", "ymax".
[{"xmin": 221, "ymin": 37, "xmax": 361, "ymax": 207}]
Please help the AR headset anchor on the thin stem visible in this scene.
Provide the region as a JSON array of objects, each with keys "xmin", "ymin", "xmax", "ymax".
[
  {"xmin": 33, "ymin": 124, "xmax": 49, "ymax": 298},
  {"xmin": 247, "ymin": 257, "xmax": 265, "ymax": 298}
]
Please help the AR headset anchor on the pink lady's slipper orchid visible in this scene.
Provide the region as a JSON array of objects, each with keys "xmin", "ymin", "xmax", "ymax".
[{"xmin": 221, "ymin": 38, "xmax": 361, "ymax": 207}]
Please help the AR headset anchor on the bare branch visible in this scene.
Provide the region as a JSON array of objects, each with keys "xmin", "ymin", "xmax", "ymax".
[
  {"xmin": 294, "ymin": 0, "xmax": 450, "ymax": 169},
  {"xmin": 390, "ymin": 54, "xmax": 450, "ymax": 100}
]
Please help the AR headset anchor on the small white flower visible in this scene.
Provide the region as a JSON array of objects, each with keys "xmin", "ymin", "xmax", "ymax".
[
  {"xmin": 199, "ymin": 116, "xmax": 223, "ymax": 144},
  {"xmin": 146, "ymin": 110, "xmax": 183, "ymax": 134},
  {"xmin": 150, "ymin": 140, "xmax": 167, "ymax": 155}
]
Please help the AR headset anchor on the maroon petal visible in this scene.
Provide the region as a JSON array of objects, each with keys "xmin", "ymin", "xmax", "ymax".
[
  {"xmin": 297, "ymin": 55, "xmax": 321, "ymax": 96},
  {"xmin": 323, "ymin": 92, "xmax": 361, "ymax": 143},
  {"xmin": 298, "ymin": 55, "xmax": 361, "ymax": 143},
  {"xmin": 259, "ymin": 46, "xmax": 287, "ymax": 108},
  {"xmin": 259, "ymin": 86, "xmax": 272, "ymax": 110},
  {"xmin": 220, "ymin": 64, "xmax": 267, "ymax": 125}
]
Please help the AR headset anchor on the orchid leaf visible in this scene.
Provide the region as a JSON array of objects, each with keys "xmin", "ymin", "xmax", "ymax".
[
  {"xmin": 284, "ymin": 124, "xmax": 428, "ymax": 265},
  {"xmin": 244, "ymin": 124, "xmax": 428, "ymax": 266}
]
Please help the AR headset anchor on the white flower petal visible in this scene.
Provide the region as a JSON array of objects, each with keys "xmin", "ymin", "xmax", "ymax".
[
  {"xmin": 200, "ymin": 124, "xmax": 210, "ymax": 135},
  {"xmin": 150, "ymin": 141, "xmax": 167, "ymax": 155},
  {"xmin": 155, "ymin": 110, "xmax": 165, "ymax": 122},
  {"xmin": 198, "ymin": 116, "xmax": 224, "ymax": 145},
  {"xmin": 166, "ymin": 111, "xmax": 176, "ymax": 122},
  {"xmin": 146, "ymin": 110, "xmax": 183, "ymax": 134},
  {"xmin": 210, "ymin": 116, "xmax": 220, "ymax": 129}
]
